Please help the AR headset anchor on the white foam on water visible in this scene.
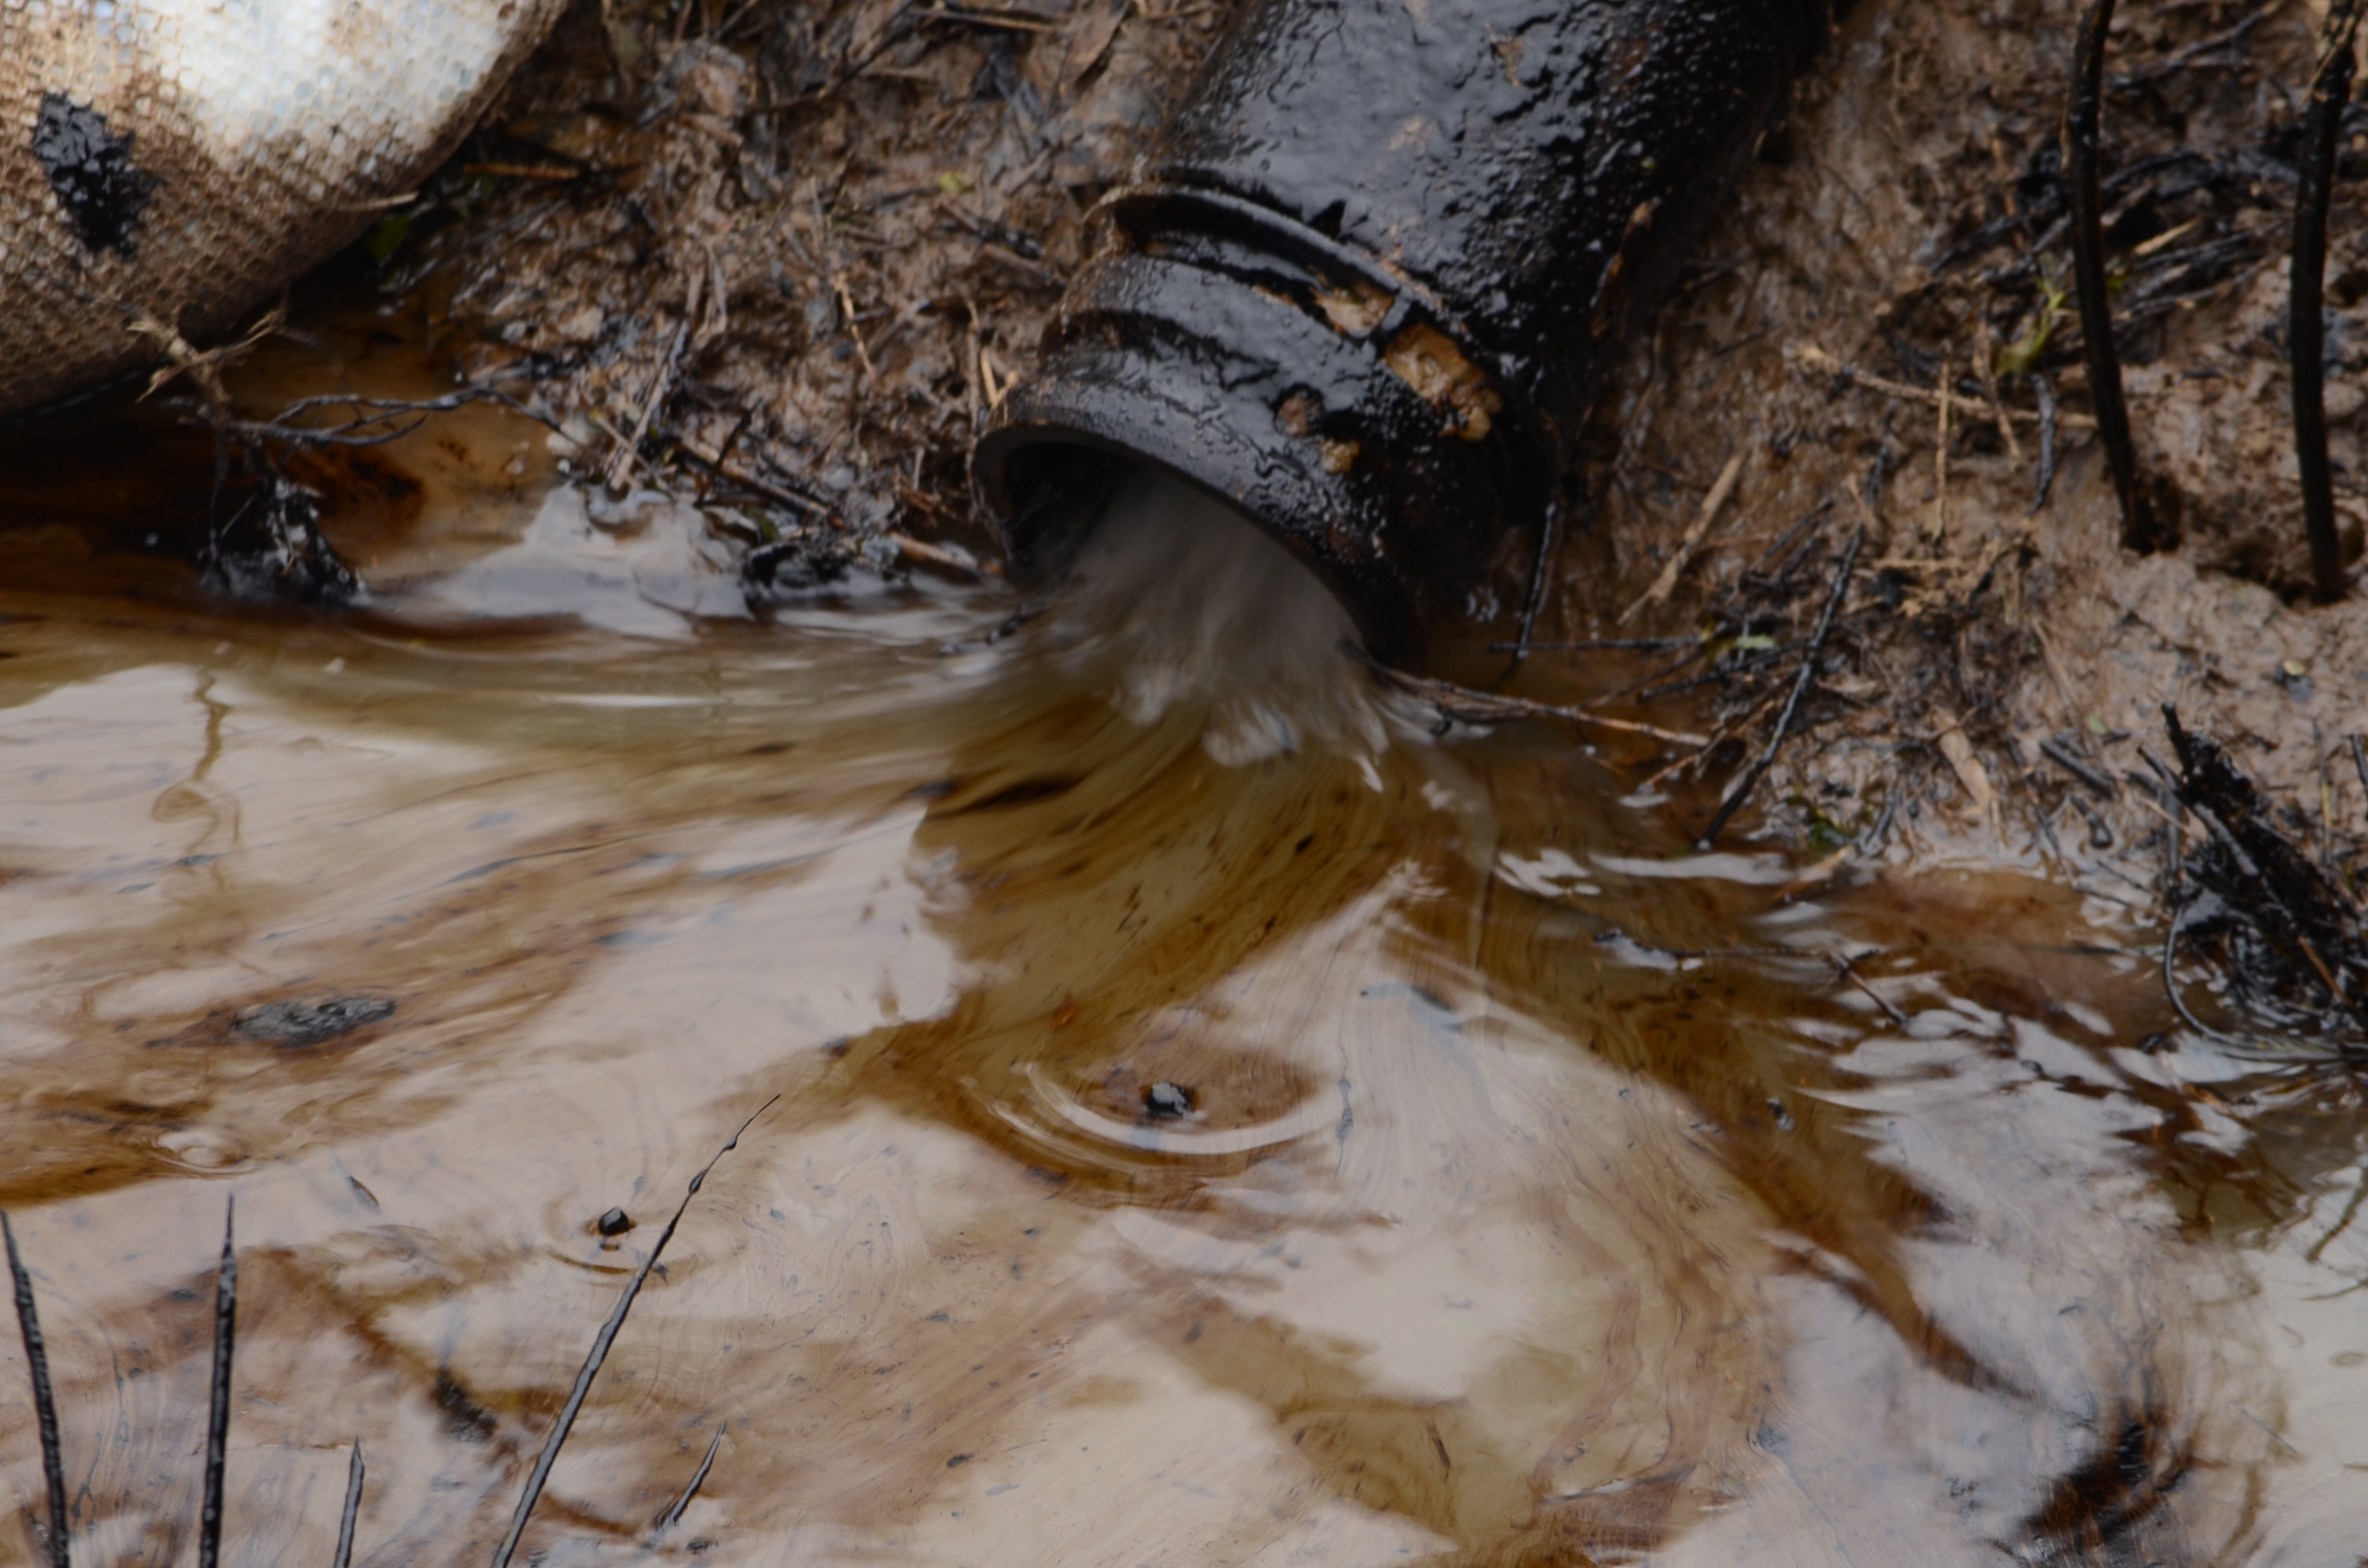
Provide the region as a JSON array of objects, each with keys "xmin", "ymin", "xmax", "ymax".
[{"xmin": 1048, "ymin": 467, "xmax": 1417, "ymax": 766}]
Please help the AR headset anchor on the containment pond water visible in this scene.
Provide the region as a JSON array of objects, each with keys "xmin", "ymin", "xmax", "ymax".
[{"xmin": 1, "ymin": 366, "xmax": 2365, "ymax": 1567}]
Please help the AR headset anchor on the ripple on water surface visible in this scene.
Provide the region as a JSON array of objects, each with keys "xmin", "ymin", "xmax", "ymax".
[{"xmin": 0, "ymin": 441, "xmax": 2365, "ymax": 1566}]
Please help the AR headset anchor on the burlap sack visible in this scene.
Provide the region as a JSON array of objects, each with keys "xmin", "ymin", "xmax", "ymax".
[{"xmin": 0, "ymin": 0, "xmax": 568, "ymax": 417}]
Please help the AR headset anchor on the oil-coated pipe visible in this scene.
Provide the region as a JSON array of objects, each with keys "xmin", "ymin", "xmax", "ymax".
[{"xmin": 975, "ymin": 0, "xmax": 1847, "ymax": 665}]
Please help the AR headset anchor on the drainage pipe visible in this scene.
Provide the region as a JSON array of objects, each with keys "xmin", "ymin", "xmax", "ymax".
[{"xmin": 974, "ymin": 0, "xmax": 1847, "ymax": 666}]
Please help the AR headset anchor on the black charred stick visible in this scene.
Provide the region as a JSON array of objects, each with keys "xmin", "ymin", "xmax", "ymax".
[
  {"xmin": 332, "ymin": 1440, "xmax": 365, "ymax": 1568},
  {"xmin": 1698, "ymin": 525, "xmax": 1863, "ymax": 848},
  {"xmin": 2165, "ymin": 707, "xmax": 2368, "ymax": 1030},
  {"xmin": 2031, "ymin": 372, "xmax": 2060, "ymax": 514},
  {"xmin": 1483, "ymin": 636, "xmax": 1694, "ymax": 653},
  {"xmin": 2069, "ymin": 791, "xmax": 2115, "ymax": 850},
  {"xmin": 492, "ymin": 1097, "xmax": 779, "ymax": 1568},
  {"xmin": 3, "ymin": 1213, "xmax": 70, "ymax": 1568},
  {"xmin": 2156, "ymin": 747, "xmax": 2187, "ymax": 902},
  {"xmin": 660, "ymin": 1424, "xmax": 727, "ymax": 1531},
  {"xmin": 1498, "ymin": 498, "xmax": 1566, "ymax": 677},
  {"xmin": 2067, "ymin": 0, "xmax": 2165, "ymax": 551},
  {"xmin": 2040, "ymin": 736, "xmax": 2118, "ymax": 798},
  {"xmin": 2293, "ymin": 0, "xmax": 2363, "ymax": 605},
  {"xmin": 2111, "ymin": 9, "xmax": 2266, "ymax": 89},
  {"xmin": 198, "ymin": 1200, "xmax": 236, "ymax": 1568},
  {"xmin": 1743, "ymin": 500, "xmax": 1837, "ymax": 581}
]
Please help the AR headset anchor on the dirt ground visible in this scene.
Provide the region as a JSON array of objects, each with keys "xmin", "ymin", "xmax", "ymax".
[
  {"xmin": 361, "ymin": 0, "xmax": 2368, "ymax": 1034},
  {"xmin": 404, "ymin": 0, "xmax": 1218, "ymax": 570},
  {"xmin": 1561, "ymin": 0, "xmax": 2368, "ymax": 848}
]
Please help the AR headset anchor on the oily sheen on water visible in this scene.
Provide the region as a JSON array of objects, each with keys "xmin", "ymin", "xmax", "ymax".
[{"xmin": 0, "ymin": 452, "xmax": 2364, "ymax": 1564}]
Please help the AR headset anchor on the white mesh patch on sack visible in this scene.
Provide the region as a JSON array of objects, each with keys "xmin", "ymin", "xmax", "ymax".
[{"xmin": 1, "ymin": 0, "xmax": 568, "ymax": 416}]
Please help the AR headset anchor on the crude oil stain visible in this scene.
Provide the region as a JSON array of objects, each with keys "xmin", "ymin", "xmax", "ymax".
[{"xmin": 31, "ymin": 93, "xmax": 159, "ymax": 256}]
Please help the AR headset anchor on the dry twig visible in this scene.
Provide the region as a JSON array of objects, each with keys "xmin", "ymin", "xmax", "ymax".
[
  {"xmin": 1357, "ymin": 654, "xmax": 1708, "ymax": 747},
  {"xmin": 1699, "ymin": 525, "xmax": 1864, "ymax": 847},
  {"xmin": 606, "ymin": 269, "xmax": 706, "ymax": 493},
  {"xmin": 1621, "ymin": 449, "xmax": 1746, "ymax": 623},
  {"xmin": 1787, "ymin": 343, "xmax": 2093, "ymax": 429}
]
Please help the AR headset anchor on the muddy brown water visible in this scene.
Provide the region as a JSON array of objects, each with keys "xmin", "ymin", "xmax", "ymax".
[{"xmin": 3, "ymin": 338, "xmax": 2368, "ymax": 1568}]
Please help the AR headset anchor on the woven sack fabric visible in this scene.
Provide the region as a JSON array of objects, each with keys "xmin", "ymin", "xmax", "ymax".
[{"xmin": 0, "ymin": 0, "xmax": 568, "ymax": 416}]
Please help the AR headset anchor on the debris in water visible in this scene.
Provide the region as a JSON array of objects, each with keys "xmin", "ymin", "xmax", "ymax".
[
  {"xmin": 231, "ymin": 995, "xmax": 395, "ymax": 1046},
  {"xmin": 1142, "ymin": 1082, "xmax": 1194, "ymax": 1120},
  {"xmin": 744, "ymin": 530, "xmax": 861, "ymax": 595},
  {"xmin": 2162, "ymin": 706, "xmax": 2368, "ymax": 1042},
  {"xmin": 205, "ymin": 473, "xmax": 362, "ymax": 607},
  {"xmin": 658, "ymin": 1426, "xmax": 727, "ymax": 1534}
]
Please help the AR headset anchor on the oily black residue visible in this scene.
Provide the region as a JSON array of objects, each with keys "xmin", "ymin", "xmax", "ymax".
[
  {"xmin": 2164, "ymin": 707, "xmax": 2368, "ymax": 1041},
  {"xmin": 435, "ymin": 1369, "xmax": 500, "ymax": 1444},
  {"xmin": 206, "ymin": 473, "xmax": 362, "ymax": 607},
  {"xmin": 951, "ymin": 775, "xmax": 1084, "ymax": 813},
  {"xmin": 2021, "ymin": 1412, "xmax": 2190, "ymax": 1559},
  {"xmin": 31, "ymin": 93, "xmax": 160, "ymax": 257}
]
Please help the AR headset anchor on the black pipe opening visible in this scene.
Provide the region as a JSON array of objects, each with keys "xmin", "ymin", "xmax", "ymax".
[{"xmin": 975, "ymin": 0, "xmax": 1845, "ymax": 668}]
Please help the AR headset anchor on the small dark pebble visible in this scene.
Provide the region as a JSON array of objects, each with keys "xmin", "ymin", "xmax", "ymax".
[
  {"xmin": 597, "ymin": 1206, "xmax": 632, "ymax": 1237},
  {"xmin": 1143, "ymin": 1082, "xmax": 1195, "ymax": 1119},
  {"xmin": 232, "ymin": 995, "xmax": 394, "ymax": 1046}
]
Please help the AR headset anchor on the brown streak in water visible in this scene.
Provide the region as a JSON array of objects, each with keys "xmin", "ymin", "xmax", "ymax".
[{"xmin": 0, "ymin": 297, "xmax": 2360, "ymax": 1564}]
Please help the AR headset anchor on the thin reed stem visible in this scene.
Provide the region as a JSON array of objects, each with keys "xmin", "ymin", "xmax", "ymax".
[
  {"xmin": 198, "ymin": 1200, "xmax": 236, "ymax": 1568},
  {"xmin": 2067, "ymin": 0, "xmax": 2166, "ymax": 551},
  {"xmin": 1498, "ymin": 497, "xmax": 1566, "ymax": 676},
  {"xmin": 2293, "ymin": 0, "xmax": 2363, "ymax": 604},
  {"xmin": 3, "ymin": 1213, "xmax": 70, "ymax": 1568},
  {"xmin": 492, "ymin": 1098, "xmax": 778, "ymax": 1568},
  {"xmin": 333, "ymin": 1440, "xmax": 365, "ymax": 1568},
  {"xmin": 660, "ymin": 1425, "xmax": 727, "ymax": 1531},
  {"xmin": 1698, "ymin": 526, "xmax": 1862, "ymax": 848}
]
